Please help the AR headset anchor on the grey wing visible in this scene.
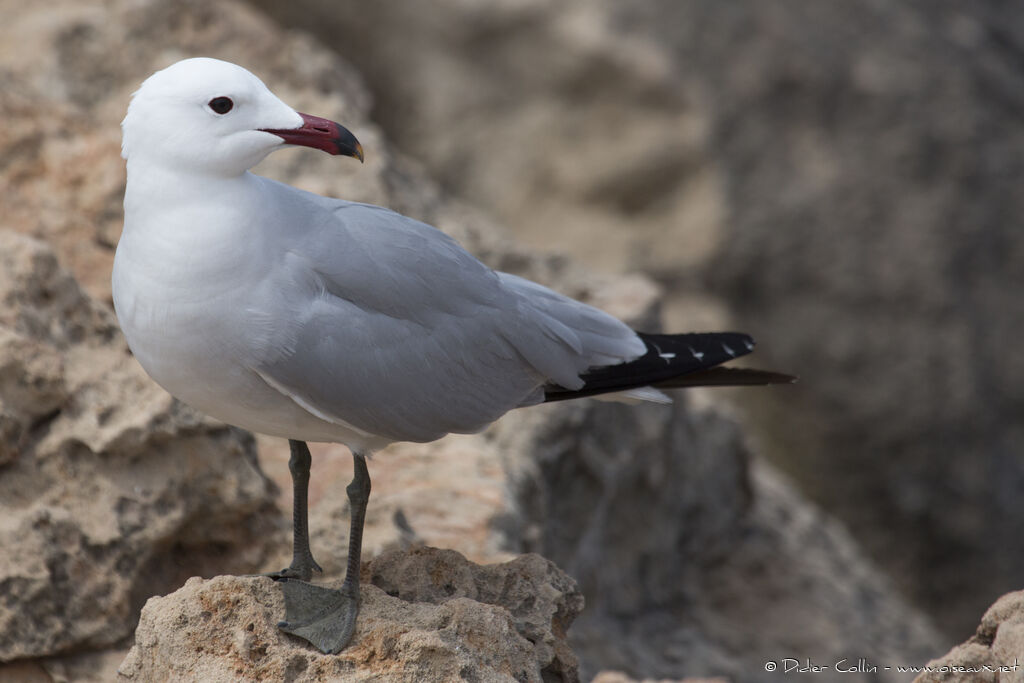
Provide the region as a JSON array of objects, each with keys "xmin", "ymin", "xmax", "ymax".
[{"xmin": 252, "ymin": 200, "xmax": 644, "ymax": 443}]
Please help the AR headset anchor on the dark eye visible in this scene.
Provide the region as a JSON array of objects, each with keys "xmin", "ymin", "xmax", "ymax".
[{"xmin": 208, "ymin": 97, "xmax": 234, "ymax": 115}]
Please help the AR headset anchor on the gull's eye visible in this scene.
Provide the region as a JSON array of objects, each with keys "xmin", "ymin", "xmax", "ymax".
[{"xmin": 208, "ymin": 97, "xmax": 234, "ymax": 115}]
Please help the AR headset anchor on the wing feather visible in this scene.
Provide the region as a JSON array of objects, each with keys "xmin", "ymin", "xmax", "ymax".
[{"xmin": 247, "ymin": 192, "xmax": 644, "ymax": 443}]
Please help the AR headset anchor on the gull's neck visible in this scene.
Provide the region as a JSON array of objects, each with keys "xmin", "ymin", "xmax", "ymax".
[
  {"xmin": 123, "ymin": 159, "xmax": 260, "ymax": 220},
  {"xmin": 117, "ymin": 160, "xmax": 277, "ymax": 296},
  {"xmin": 120, "ymin": 159, "xmax": 276, "ymax": 275}
]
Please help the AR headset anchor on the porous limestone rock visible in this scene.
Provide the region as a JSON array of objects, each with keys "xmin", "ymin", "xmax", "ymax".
[
  {"xmin": 592, "ymin": 674, "xmax": 722, "ymax": 683},
  {"xmin": 0, "ymin": 0, "xmax": 653, "ymax": 677},
  {"xmin": 118, "ymin": 547, "xmax": 582, "ymax": 683},
  {"xmin": 0, "ymin": 231, "xmax": 281, "ymax": 660},
  {"xmin": 914, "ymin": 591, "xmax": 1024, "ymax": 683},
  {"xmin": 0, "ymin": 0, "xmax": 957, "ymax": 681}
]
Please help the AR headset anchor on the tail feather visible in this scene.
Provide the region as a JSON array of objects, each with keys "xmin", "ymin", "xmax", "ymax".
[
  {"xmin": 652, "ymin": 366, "xmax": 798, "ymax": 388},
  {"xmin": 542, "ymin": 332, "xmax": 795, "ymax": 403}
]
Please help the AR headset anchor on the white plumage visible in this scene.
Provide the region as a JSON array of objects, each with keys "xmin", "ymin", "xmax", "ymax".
[{"xmin": 114, "ymin": 58, "xmax": 646, "ymax": 453}]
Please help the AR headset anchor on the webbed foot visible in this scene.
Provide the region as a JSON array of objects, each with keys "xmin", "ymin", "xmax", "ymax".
[{"xmin": 277, "ymin": 579, "xmax": 359, "ymax": 654}]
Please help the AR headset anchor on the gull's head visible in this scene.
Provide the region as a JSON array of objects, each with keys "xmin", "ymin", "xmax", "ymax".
[{"xmin": 122, "ymin": 58, "xmax": 363, "ymax": 176}]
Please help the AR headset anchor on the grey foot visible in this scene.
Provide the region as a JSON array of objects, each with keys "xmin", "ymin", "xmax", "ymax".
[
  {"xmin": 277, "ymin": 579, "xmax": 359, "ymax": 654},
  {"xmin": 262, "ymin": 557, "xmax": 323, "ymax": 582}
]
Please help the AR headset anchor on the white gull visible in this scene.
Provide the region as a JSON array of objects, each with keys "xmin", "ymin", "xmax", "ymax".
[{"xmin": 113, "ymin": 57, "xmax": 792, "ymax": 654}]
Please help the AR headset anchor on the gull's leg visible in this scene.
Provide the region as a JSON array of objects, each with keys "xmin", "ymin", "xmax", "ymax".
[
  {"xmin": 264, "ymin": 440, "xmax": 323, "ymax": 581},
  {"xmin": 278, "ymin": 451, "xmax": 370, "ymax": 654}
]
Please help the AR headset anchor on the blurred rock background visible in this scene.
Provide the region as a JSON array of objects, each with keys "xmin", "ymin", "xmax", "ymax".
[
  {"xmin": 250, "ymin": 0, "xmax": 1024, "ymax": 640},
  {"xmin": 0, "ymin": 0, "xmax": 1020, "ymax": 680}
]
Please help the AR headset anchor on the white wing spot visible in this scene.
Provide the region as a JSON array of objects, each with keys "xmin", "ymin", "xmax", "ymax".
[
  {"xmin": 652, "ymin": 343, "xmax": 675, "ymax": 364},
  {"xmin": 722, "ymin": 343, "xmax": 736, "ymax": 357},
  {"xmin": 688, "ymin": 346, "xmax": 705, "ymax": 361},
  {"xmin": 744, "ymin": 339, "xmax": 754, "ymax": 351}
]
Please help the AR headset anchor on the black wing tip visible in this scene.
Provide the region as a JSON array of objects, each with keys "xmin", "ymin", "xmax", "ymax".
[
  {"xmin": 651, "ymin": 366, "xmax": 798, "ymax": 389},
  {"xmin": 542, "ymin": 367, "xmax": 797, "ymax": 402},
  {"xmin": 745, "ymin": 369, "xmax": 798, "ymax": 385},
  {"xmin": 635, "ymin": 331, "xmax": 757, "ymax": 367},
  {"xmin": 541, "ymin": 329, "xmax": 794, "ymax": 403}
]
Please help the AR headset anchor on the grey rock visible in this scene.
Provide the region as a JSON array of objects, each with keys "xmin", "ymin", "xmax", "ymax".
[
  {"xmin": 494, "ymin": 398, "xmax": 945, "ymax": 682},
  {"xmin": 0, "ymin": 0, "xmax": 964, "ymax": 680},
  {"xmin": 245, "ymin": 0, "xmax": 1024, "ymax": 638}
]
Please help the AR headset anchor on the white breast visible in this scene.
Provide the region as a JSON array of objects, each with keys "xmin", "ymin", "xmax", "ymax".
[{"xmin": 112, "ymin": 185, "xmax": 387, "ymax": 451}]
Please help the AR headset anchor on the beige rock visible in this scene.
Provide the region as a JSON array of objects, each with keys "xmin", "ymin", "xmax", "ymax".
[
  {"xmin": 593, "ymin": 673, "xmax": 726, "ymax": 683},
  {"xmin": 0, "ymin": 0, "xmax": 956, "ymax": 681},
  {"xmin": 250, "ymin": 0, "xmax": 719, "ymax": 280},
  {"xmin": 0, "ymin": 0, "xmax": 669, "ymax": 325},
  {"xmin": 0, "ymin": 231, "xmax": 281, "ymax": 659},
  {"xmin": 259, "ymin": 435, "xmax": 518, "ymax": 580},
  {"xmin": 0, "ymin": 0, "xmax": 377, "ymax": 303},
  {"xmin": 118, "ymin": 547, "xmax": 582, "ymax": 682},
  {"xmin": 914, "ymin": 591, "xmax": 1024, "ymax": 683},
  {"xmin": 38, "ymin": 648, "xmax": 128, "ymax": 683},
  {"xmin": 0, "ymin": 661, "xmax": 53, "ymax": 683},
  {"xmin": 0, "ymin": 0, "xmax": 654, "ymax": 675}
]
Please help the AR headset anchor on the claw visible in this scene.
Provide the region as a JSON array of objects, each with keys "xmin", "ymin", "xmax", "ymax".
[{"xmin": 261, "ymin": 558, "xmax": 323, "ymax": 582}]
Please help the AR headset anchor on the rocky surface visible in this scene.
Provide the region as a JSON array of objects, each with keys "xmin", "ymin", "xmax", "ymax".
[
  {"xmin": 0, "ymin": 0, "xmax": 960, "ymax": 680},
  {"xmin": 118, "ymin": 547, "xmax": 582, "ymax": 683},
  {"xmin": 495, "ymin": 399, "xmax": 944, "ymax": 682},
  {"xmin": 696, "ymin": 2, "xmax": 1024, "ymax": 639},
  {"xmin": 592, "ymin": 674, "xmax": 720, "ymax": 683},
  {"xmin": 0, "ymin": 0, "xmax": 653, "ymax": 677},
  {"xmin": 0, "ymin": 0, "xmax": 633, "ymax": 677},
  {"xmin": 914, "ymin": 591, "xmax": 1024, "ymax": 683},
  {"xmin": 0, "ymin": 231, "xmax": 280, "ymax": 661},
  {"xmin": 247, "ymin": 0, "xmax": 1024, "ymax": 637}
]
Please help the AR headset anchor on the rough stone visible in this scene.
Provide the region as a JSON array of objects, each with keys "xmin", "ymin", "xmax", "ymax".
[
  {"xmin": 696, "ymin": 2, "xmax": 1024, "ymax": 639},
  {"xmin": 914, "ymin": 591, "xmax": 1024, "ymax": 683},
  {"xmin": 0, "ymin": 0, "xmax": 645, "ymax": 675},
  {"xmin": 118, "ymin": 547, "xmax": 582, "ymax": 682},
  {"xmin": 29, "ymin": 648, "xmax": 127, "ymax": 683},
  {"xmin": 0, "ymin": 0, "xmax": 963, "ymax": 680},
  {"xmin": 494, "ymin": 399, "xmax": 945, "ymax": 682},
  {"xmin": 592, "ymin": 674, "xmax": 723, "ymax": 683},
  {"xmin": 0, "ymin": 232, "xmax": 281, "ymax": 660}
]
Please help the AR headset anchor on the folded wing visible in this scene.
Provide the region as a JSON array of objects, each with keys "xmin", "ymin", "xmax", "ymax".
[{"xmin": 250, "ymin": 192, "xmax": 646, "ymax": 443}]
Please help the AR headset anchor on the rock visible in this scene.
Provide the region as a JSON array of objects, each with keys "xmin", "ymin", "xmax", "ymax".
[
  {"xmin": 694, "ymin": 2, "xmax": 1024, "ymax": 640},
  {"xmin": 0, "ymin": 231, "xmax": 281, "ymax": 660},
  {"xmin": 0, "ymin": 0, "xmax": 955, "ymax": 680},
  {"xmin": 246, "ymin": 0, "xmax": 1024, "ymax": 637},
  {"xmin": 0, "ymin": 0, "xmax": 380, "ymax": 304},
  {"xmin": 914, "ymin": 591, "xmax": 1024, "ymax": 683},
  {"xmin": 268, "ymin": 436, "xmax": 518, "ymax": 584},
  {"xmin": 592, "ymin": 674, "xmax": 723, "ymax": 683},
  {"xmin": 494, "ymin": 399, "xmax": 944, "ymax": 682},
  {"xmin": 0, "ymin": 661, "xmax": 54, "ymax": 683},
  {"xmin": 117, "ymin": 547, "xmax": 583, "ymax": 682},
  {"xmin": 248, "ymin": 0, "xmax": 712, "ymax": 279},
  {"xmin": 23, "ymin": 648, "xmax": 128, "ymax": 683},
  {"xmin": 0, "ymin": 0, "xmax": 638, "ymax": 674}
]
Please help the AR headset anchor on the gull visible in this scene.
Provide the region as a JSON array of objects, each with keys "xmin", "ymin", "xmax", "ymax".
[{"xmin": 113, "ymin": 57, "xmax": 794, "ymax": 654}]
